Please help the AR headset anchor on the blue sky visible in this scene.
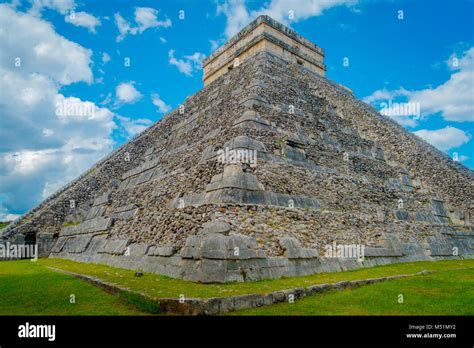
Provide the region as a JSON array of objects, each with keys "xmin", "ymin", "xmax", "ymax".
[{"xmin": 0, "ymin": 0, "xmax": 473, "ymax": 220}]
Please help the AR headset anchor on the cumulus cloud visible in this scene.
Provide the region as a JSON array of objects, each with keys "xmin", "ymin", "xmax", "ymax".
[
  {"xmin": 151, "ymin": 92, "xmax": 171, "ymax": 113},
  {"xmin": 216, "ymin": 0, "xmax": 252, "ymax": 38},
  {"xmin": 28, "ymin": 0, "xmax": 76, "ymax": 15},
  {"xmin": 168, "ymin": 49, "xmax": 205, "ymax": 76},
  {"xmin": 116, "ymin": 116, "xmax": 153, "ymax": 137},
  {"xmin": 363, "ymin": 88, "xmax": 410, "ymax": 104},
  {"xmin": 115, "ymin": 7, "xmax": 171, "ymax": 42},
  {"xmin": 115, "ymin": 82, "xmax": 142, "ymax": 104},
  {"xmin": 0, "ymin": 4, "xmax": 116, "ymax": 220},
  {"xmin": 362, "ymin": 88, "xmax": 420, "ymax": 127},
  {"xmin": 365, "ymin": 47, "xmax": 474, "ymax": 124},
  {"xmin": 414, "ymin": 127, "xmax": 471, "ymax": 151},
  {"xmin": 216, "ymin": 0, "xmax": 357, "ymax": 38},
  {"xmin": 1, "ymin": 6, "xmax": 93, "ymax": 85},
  {"xmin": 135, "ymin": 7, "xmax": 171, "ymax": 32},
  {"xmin": 408, "ymin": 47, "xmax": 474, "ymax": 122},
  {"xmin": 64, "ymin": 11, "xmax": 101, "ymax": 33}
]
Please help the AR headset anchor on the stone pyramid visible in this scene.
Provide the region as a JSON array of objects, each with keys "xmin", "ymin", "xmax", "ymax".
[{"xmin": 2, "ymin": 15, "xmax": 473, "ymax": 283}]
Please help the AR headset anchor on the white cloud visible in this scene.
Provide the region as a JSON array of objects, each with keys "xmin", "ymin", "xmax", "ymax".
[
  {"xmin": 0, "ymin": 5, "xmax": 93, "ymax": 85},
  {"xmin": 100, "ymin": 92, "xmax": 112, "ymax": 106},
  {"xmin": 114, "ymin": 7, "xmax": 171, "ymax": 42},
  {"xmin": 115, "ymin": 82, "xmax": 142, "ymax": 104},
  {"xmin": 216, "ymin": 0, "xmax": 252, "ymax": 38},
  {"xmin": 216, "ymin": 0, "xmax": 357, "ymax": 38},
  {"xmin": 135, "ymin": 7, "xmax": 171, "ymax": 33},
  {"xmin": 114, "ymin": 13, "xmax": 133, "ymax": 42},
  {"xmin": 185, "ymin": 52, "xmax": 206, "ymax": 66},
  {"xmin": 28, "ymin": 0, "xmax": 76, "ymax": 15},
  {"xmin": 0, "ymin": 4, "xmax": 117, "ymax": 219},
  {"xmin": 42, "ymin": 128, "xmax": 54, "ymax": 137},
  {"xmin": 168, "ymin": 49, "xmax": 205, "ymax": 76},
  {"xmin": 363, "ymin": 88, "xmax": 410, "ymax": 104},
  {"xmin": 151, "ymin": 92, "xmax": 171, "ymax": 113},
  {"xmin": 388, "ymin": 115, "xmax": 419, "ymax": 128},
  {"xmin": 365, "ymin": 47, "xmax": 474, "ymax": 124},
  {"xmin": 4, "ymin": 215, "xmax": 21, "ymax": 222},
  {"xmin": 116, "ymin": 116, "xmax": 153, "ymax": 137},
  {"xmin": 414, "ymin": 126, "xmax": 471, "ymax": 151},
  {"xmin": 210, "ymin": 38, "xmax": 225, "ymax": 51},
  {"xmin": 0, "ymin": 204, "xmax": 21, "ymax": 222},
  {"xmin": 102, "ymin": 52, "xmax": 111, "ymax": 64},
  {"xmin": 64, "ymin": 11, "xmax": 101, "ymax": 33},
  {"xmin": 168, "ymin": 50, "xmax": 192, "ymax": 75},
  {"xmin": 363, "ymin": 88, "xmax": 420, "ymax": 127},
  {"xmin": 408, "ymin": 48, "xmax": 474, "ymax": 122}
]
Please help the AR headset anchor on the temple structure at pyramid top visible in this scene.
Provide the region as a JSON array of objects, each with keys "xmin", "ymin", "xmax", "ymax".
[{"xmin": 203, "ymin": 15, "xmax": 326, "ymax": 85}]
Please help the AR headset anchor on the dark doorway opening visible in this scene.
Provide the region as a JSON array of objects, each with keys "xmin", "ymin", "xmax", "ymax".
[{"xmin": 23, "ymin": 233, "xmax": 36, "ymax": 259}]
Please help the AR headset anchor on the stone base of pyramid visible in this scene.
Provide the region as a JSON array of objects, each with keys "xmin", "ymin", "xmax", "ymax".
[
  {"xmin": 49, "ymin": 250, "xmax": 470, "ymax": 285},
  {"xmin": 46, "ymin": 225, "xmax": 473, "ymax": 283}
]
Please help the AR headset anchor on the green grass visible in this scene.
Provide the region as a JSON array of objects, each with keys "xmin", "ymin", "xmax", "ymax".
[
  {"xmin": 1, "ymin": 258, "xmax": 473, "ymax": 315},
  {"xmin": 0, "ymin": 260, "xmax": 148, "ymax": 315},
  {"xmin": 0, "ymin": 221, "xmax": 10, "ymax": 230},
  {"xmin": 39, "ymin": 258, "xmax": 474, "ymax": 299},
  {"xmin": 229, "ymin": 268, "xmax": 474, "ymax": 316}
]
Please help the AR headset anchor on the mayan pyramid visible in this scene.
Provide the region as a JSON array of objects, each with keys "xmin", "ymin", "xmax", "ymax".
[{"xmin": 2, "ymin": 15, "xmax": 473, "ymax": 283}]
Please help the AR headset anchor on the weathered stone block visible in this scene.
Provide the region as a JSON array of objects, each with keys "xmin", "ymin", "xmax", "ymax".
[
  {"xmin": 99, "ymin": 238, "xmax": 129, "ymax": 255},
  {"xmin": 128, "ymin": 243, "xmax": 150, "ymax": 256},
  {"xmin": 62, "ymin": 217, "xmax": 112, "ymax": 236},
  {"xmin": 200, "ymin": 221, "xmax": 231, "ymax": 235},
  {"xmin": 112, "ymin": 204, "xmax": 138, "ymax": 220},
  {"xmin": 233, "ymin": 294, "xmax": 256, "ymax": 310},
  {"xmin": 431, "ymin": 199, "xmax": 448, "ymax": 217},
  {"xmin": 93, "ymin": 192, "xmax": 110, "ymax": 206},
  {"xmin": 149, "ymin": 245, "xmax": 176, "ymax": 257},
  {"xmin": 393, "ymin": 210, "xmax": 409, "ymax": 221}
]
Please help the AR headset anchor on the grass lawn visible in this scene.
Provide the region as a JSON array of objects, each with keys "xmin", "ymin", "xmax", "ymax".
[
  {"xmin": 40, "ymin": 258, "xmax": 474, "ymax": 299},
  {"xmin": 0, "ymin": 260, "xmax": 148, "ymax": 315},
  {"xmin": 228, "ymin": 268, "xmax": 474, "ymax": 316},
  {"xmin": 0, "ymin": 258, "xmax": 472, "ymax": 315}
]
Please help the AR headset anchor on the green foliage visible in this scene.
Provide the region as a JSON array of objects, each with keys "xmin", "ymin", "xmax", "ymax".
[
  {"xmin": 418, "ymin": 199, "xmax": 430, "ymax": 207},
  {"xmin": 275, "ymin": 137, "xmax": 287, "ymax": 148}
]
